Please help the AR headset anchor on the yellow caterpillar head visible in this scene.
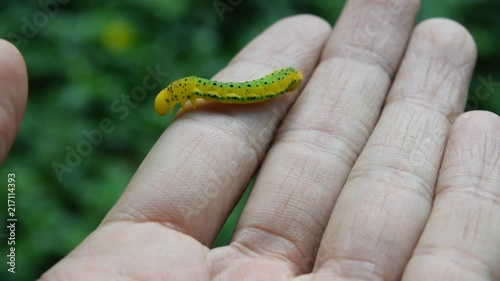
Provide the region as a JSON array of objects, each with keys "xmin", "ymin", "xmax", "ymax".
[
  {"xmin": 154, "ymin": 88, "xmax": 174, "ymax": 116},
  {"xmin": 155, "ymin": 77, "xmax": 196, "ymax": 115}
]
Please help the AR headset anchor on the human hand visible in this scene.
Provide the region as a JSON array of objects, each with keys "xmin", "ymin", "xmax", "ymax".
[{"xmin": 36, "ymin": 1, "xmax": 500, "ymax": 280}]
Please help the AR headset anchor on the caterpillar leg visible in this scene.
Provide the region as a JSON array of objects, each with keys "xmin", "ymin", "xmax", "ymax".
[
  {"xmin": 224, "ymin": 93, "xmax": 243, "ymax": 101},
  {"xmin": 191, "ymin": 89, "xmax": 203, "ymax": 109},
  {"xmin": 245, "ymin": 94, "xmax": 261, "ymax": 101}
]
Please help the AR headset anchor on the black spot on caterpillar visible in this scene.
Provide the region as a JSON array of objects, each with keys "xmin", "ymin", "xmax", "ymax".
[{"xmin": 154, "ymin": 67, "xmax": 303, "ymax": 115}]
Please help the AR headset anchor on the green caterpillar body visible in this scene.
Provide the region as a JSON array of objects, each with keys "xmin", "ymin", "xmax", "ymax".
[{"xmin": 154, "ymin": 67, "xmax": 303, "ymax": 115}]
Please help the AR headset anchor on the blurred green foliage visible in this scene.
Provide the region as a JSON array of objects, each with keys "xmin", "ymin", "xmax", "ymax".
[{"xmin": 0, "ymin": 0, "xmax": 499, "ymax": 280}]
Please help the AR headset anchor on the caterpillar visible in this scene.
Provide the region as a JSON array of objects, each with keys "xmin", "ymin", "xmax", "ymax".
[{"xmin": 154, "ymin": 67, "xmax": 303, "ymax": 115}]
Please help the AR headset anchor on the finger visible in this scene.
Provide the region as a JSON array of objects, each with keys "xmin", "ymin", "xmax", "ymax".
[
  {"xmin": 402, "ymin": 111, "xmax": 500, "ymax": 281},
  {"xmin": 102, "ymin": 15, "xmax": 331, "ymax": 245},
  {"xmin": 0, "ymin": 39, "xmax": 28, "ymax": 165},
  {"xmin": 226, "ymin": 0, "xmax": 420, "ymax": 275},
  {"xmin": 315, "ymin": 19, "xmax": 477, "ymax": 280}
]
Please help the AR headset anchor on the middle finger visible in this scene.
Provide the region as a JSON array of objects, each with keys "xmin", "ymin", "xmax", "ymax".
[{"xmin": 230, "ymin": 0, "xmax": 420, "ymax": 275}]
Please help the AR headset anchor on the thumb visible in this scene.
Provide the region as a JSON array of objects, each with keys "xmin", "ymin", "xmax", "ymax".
[{"xmin": 0, "ymin": 39, "xmax": 28, "ymax": 165}]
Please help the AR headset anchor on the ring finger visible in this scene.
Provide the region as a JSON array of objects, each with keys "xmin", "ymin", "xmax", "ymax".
[{"xmin": 402, "ymin": 111, "xmax": 500, "ymax": 281}]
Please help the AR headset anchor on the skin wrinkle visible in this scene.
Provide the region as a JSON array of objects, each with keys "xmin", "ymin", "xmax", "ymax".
[
  {"xmin": 415, "ymin": 114, "xmax": 447, "ymax": 171},
  {"xmin": 360, "ymin": 207, "xmax": 411, "ymax": 280},
  {"xmin": 179, "ymin": 115, "xmax": 262, "ymax": 163},
  {"xmin": 311, "ymin": 64, "xmax": 347, "ymax": 111},
  {"xmin": 276, "ymin": 130, "xmax": 358, "ymax": 167},
  {"xmin": 279, "ymin": 114, "xmax": 365, "ymax": 153},
  {"xmin": 333, "ymin": 67, "xmax": 377, "ymax": 134},
  {"xmin": 429, "ymin": 61, "xmax": 465, "ymax": 113},
  {"xmin": 439, "ymin": 186, "xmax": 500, "ymax": 207},
  {"xmin": 412, "ymin": 244, "xmax": 495, "ymax": 280},
  {"xmin": 479, "ymin": 133, "xmax": 488, "ymax": 189},
  {"xmin": 321, "ymin": 55, "xmax": 392, "ymax": 82},
  {"xmin": 323, "ymin": 0, "xmax": 420, "ymax": 72},
  {"xmin": 248, "ymin": 182, "xmax": 318, "ymax": 230},
  {"xmin": 436, "ymin": 118, "xmax": 500, "ymax": 206},
  {"xmin": 271, "ymin": 193, "xmax": 324, "ymax": 234},
  {"xmin": 357, "ymin": 69, "xmax": 380, "ymax": 116},
  {"xmin": 282, "ymin": 155, "xmax": 307, "ymax": 186},
  {"xmin": 232, "ymin": 225, "xmax": 303, "ymax": 273},
  {"xmin": 387, "ymin": 96, "xmax": 456, "ymax": 125},
  {"xmin": 263, "ymin": 143, "xmax": 349, "ymax": 206},
  {"xmin": 173, "ymin": 134, "xmax": 240, "ymax": 204},
  {"xmin": 277, "ymin": 201, "xmax": 325, "ymax": 252},
  {"xmin": 234, "ymin": 153, "xmax": 329, "ymax": 273},
  {"xmin": 493, "ymin": 143, "xmax": 500, "ymax": 170},
  {"xmin": 114, "ymin": 184, "xmax": 192, "ymax": 236},
  {"xmin": 361, "ymin": 112, "xmax": 446, "ymax": 176},
  {"xmin": 388, "ymin": 59, "xmax": 467, "ymax": 122},
  {"xmin": 161, "ymin": 153, "xmax": 207, "ymax": 197},
  {"xmin": 468, "ymin": 208, "xmax": 482, "ymax": 241},
  {"xmin": 330, "ymin": 57, "xmax": 389, "ymax": 120},
  {"xmin": 319, "ymin": 255, "xmax": 387, "ymax": 281},
  {"xmin": 275, "ymin": 135, "xmax": 355, "ymax": 207},
  {"xmin": 106, "ymin": 184, "xmax": 174, "ymax": 223},
  {"xmin": 375, "ymin": 202, "xmax": 411, "ymax": 275},
  {"xmin": 347, "ymin": 165, "xmax": 434, "ymax": 204},
  {"xmin": 162, "ymin": 141, "xmax": 207, "ymax": 178},
  {"xmin": 436, "ymin": 62, "xmax": 458, "ymax": 96},
  {"xmin": 340, "ymin": 42, "xmax": 395, "ymax": 77},
  {"xmin": 276, "ymin": 66, "xmax": 379, "ymax": 156},
  {"xmin": 386, "ymin": 30, "xmax": 475, "ymax": 120},
  {"xmin": 426, "ymin": 20, "xmax": 476, "ymax": 69},
  {"xmin": 111, "ymin": 204, "xmax": 155, "ymax": 227},
  {"xmin": 401, "ymin": 111, "xmax": 418, "ymax": 154}
]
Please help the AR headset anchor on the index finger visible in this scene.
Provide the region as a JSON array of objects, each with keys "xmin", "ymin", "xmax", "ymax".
[{"xmin": 102, "ymin": 15, "xmax": 332, "ymax": 245}]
